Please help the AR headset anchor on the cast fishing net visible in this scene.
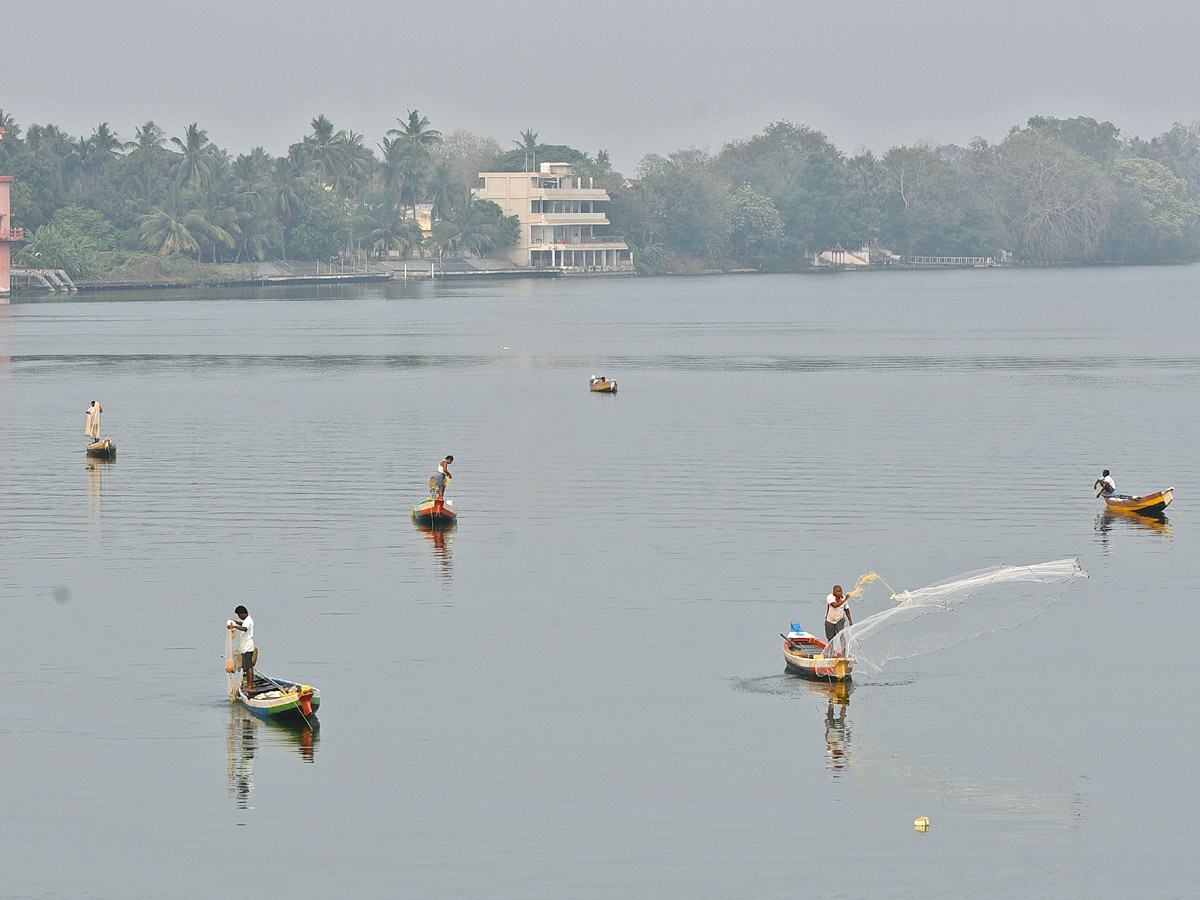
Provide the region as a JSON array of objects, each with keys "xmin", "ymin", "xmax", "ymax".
[{"xmin": 841, "ymin": 558, "xmax": 1086, "ymax": 674}]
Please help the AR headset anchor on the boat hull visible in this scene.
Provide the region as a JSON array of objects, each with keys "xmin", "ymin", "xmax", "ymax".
[
  {"xmin": 412, "ymin": 496, "xmax": 457, "ymax": 525},
  {"xmin": 1103, "ymin": 487, "xmax": 1173, "ymax": 516},
  {"xmin": 86, "ymin": 439, "xmax": 116, "ymax": 459},
  {"xmin": 236, "ymin": 677, "xmax": 320, "ymax": 723},
  {"xmin": 589, "ymin": 381, "xmax": 617, "ymax": 393},
  {"xmin": 783, "ymin": 634, "xmax": 853, "ymax": 682}
]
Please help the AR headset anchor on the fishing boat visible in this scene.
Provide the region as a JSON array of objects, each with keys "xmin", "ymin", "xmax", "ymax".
[
  {"xmin": 224, "ymin": 628, "xmax": 319, "ymax": 723},
  {"xmin": 234, "ymin": 676, "xmax": 320, "ymax": 723},
  {"xmin": 589, "ymin": 375, "xmax": 617, "ymax": 393},
  {"xmin": 86, "ymin": 438, "xmax": 116, "ymax": 459},
  {"xmin": 782, "ymin": 626, "xmax": 853, "ymax": 682},
  {"xmin": 1101, "ymin": 487, "xmax": 1173, "ymax": 516},
  {"xmin": 412, "ymin": 494, "xmax": 457, "ymax": 526}
]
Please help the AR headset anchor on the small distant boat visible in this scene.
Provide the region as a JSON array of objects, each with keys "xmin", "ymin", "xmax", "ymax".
[
  {"xmin": 1101, "ymin": 487, "xmax": 1173, "ymax": 516},
  {"xmin": 86, "ymin": 438, "xmax": 116, "ymax": 459},
  {"xmin": 235, "ymin": 676, "xmax": 320, "ymax": 723},
  {"xmin": 412, "ymin": 494, "xmax": 457, "ymax": 526},
  {"xmin": 589, "ymin": 375, "xmax": 617, "ymax": 393},
  {"xmin": 782, "ymin": 627, "xmax": 853, "ymax": 682}
]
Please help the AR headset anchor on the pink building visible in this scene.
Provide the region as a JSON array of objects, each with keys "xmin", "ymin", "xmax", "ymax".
[{"xmin": 0, "ymin": 174, "xmax": 24, "ymax": 301}]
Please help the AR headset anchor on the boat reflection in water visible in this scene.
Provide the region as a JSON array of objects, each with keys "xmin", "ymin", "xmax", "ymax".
[
  {"xmin": 226, "ymin": 705, "xmax": 318, "ymax": 809},
  {"xmin": 1095, "ymin": 510, "xmax": 1172, "ymax": 545},
  {"xmin": 416, "ymin": 521, "xmax": 455, "ymax": 577},
  {"xmin": 789, "ymin": 676, "xmax": 854, "ymax": 773},
  {"xmin": 86, "ymin": 458, "xmax": 113, "ymax": 523}
]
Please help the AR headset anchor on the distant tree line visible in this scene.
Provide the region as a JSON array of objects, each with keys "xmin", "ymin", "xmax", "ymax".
[
  {"xmin": 2, "ymin": 108, "xmax": 1199, "ymax": 278},
  {"xmin": 611, "ymin": 117, "xmax": 1200, "ymax": 271}
]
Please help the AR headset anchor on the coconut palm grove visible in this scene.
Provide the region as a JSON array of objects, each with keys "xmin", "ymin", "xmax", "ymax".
[{"xmin": 2, "ymin": 107, "xmax": 1199, "ymax": 280}]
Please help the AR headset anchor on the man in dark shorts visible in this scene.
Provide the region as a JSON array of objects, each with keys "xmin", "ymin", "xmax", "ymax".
[
  {"xmin": 825, "ymin": 585, "xmax": 852, "ymax": 656},
  {"xmin": 228, "ymin": 606, "xmax": 256, "ymax": 691},
  {"xmin": 433, "ymin": 455, "xmax": 453, "ymax": 498}
]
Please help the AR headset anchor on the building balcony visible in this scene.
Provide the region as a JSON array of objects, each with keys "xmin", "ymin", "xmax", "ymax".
[
  {"xmin": 0, "ymin": 227, "xmax": 24, "ymax": 241},
  {"xmin": 534, "ymin": 187, "xmax": 611, "ymax": 201},
  {"xmin": 530, "ymin": 235, "xmax": 627, "ymax": 249},
  {"xmin": 530, "ymin": 213, "xmax": 610, "ymax": 225}
]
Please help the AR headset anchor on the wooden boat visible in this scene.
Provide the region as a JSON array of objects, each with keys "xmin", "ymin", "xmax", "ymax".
[
  {"xmin": 86, "ymin": 438, "xmax": 116, "ymax": 459},
  {"xmin": 412, "ymin": 494, "xmax": 457, "ymax": 526},
  {"xmin": 589, "ymin": 375, "xmax": 617, "ymax": 393},
  {"xmin": 782, "ymin": 627, "xmax": 853, "ymax": 682},
  {"xmin": 235, "ymin": 675, "xmax": 320, "ymax": 723},
  {"xmin": 1101, "ymin": 487, "xmax": 1173, "ymax": 516}
]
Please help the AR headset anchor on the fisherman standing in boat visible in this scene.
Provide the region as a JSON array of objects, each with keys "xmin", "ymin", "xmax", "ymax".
[
  {"xmin": 85, "ymin": 400, "xmax": 102, "ymax": 444},
  {"xmin": 1094, "ymin": 470, "xmax": 1116, "ymax": 497},
  {"xmin": 433, "ymin": 455, "xmax": 453, "ymax": 498},
  {"xmin": 825, "ymin": 585, "xmax": 852, "ymax": 657},
  {"xmin": 228, "ymin": 606, "xmax": 256, "ymax": 692}
]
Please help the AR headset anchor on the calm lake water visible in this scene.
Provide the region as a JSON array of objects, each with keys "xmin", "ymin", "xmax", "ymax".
[{"xmin": 2, "ymin": 267, "xmax": 1198, "ymax": 899}]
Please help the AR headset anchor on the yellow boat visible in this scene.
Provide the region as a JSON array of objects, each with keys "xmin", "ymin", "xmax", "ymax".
[
  {"xmin": 1101, "ymin": 487, "xmax": 1173, "ymax": 516},
  {"xmin": 589, "ymin": 375, "xmax": 617, "ymax": 393}
]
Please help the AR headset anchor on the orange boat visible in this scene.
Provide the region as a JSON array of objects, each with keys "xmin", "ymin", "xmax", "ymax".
[
  {"xmin": 782, "ymin": 627, "xmax": 853, "ymax": 682},
  {"xmin": 1101, "ymin": 487, "xmax": 1173, "ymax": 516},
  {"xmin": 589, "ymin": 375, "xmax": 617, "ymax": 393},
  {"xmin": 412, "ymin": 494, "xmax": 457, "ymax": 526}
]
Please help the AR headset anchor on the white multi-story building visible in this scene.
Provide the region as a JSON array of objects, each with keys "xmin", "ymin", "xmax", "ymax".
[{"xmin": 476, "ymin": 162, "xmax": 633, "ymax": 272}]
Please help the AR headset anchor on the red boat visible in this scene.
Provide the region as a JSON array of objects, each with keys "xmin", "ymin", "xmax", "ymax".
[{"xmin": 412, "ymin": 494, "xmax": 457, "ymax": 526}]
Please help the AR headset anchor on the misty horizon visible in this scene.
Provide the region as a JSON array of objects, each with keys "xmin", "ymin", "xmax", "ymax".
[{"xmin": 8, "ymin": 0, "xmax": 1199, "ymax": 175}]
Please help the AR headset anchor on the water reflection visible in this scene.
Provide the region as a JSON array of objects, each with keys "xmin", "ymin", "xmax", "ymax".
[
  {"xmin": 788, "ymin": 677, "xmax": 855, "ymax": 772},
  {"xmin": 86, "ymin": 458, "xmax": 113, "ymax": 522},
  {"xmin": 416, "ymin": 522, "xmax": 454, "ymax": 577},
  {"xmin": 1095, "ymin": 510, "xmax": 1172, "ymax": 546},
  {"xmin": 226, "ymin": 705, "xmax": 318, "ymax": 810}
]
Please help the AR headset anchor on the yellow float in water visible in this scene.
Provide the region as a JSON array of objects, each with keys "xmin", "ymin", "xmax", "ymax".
[{"xmin": 914, "ymin": 816, "xmax": 930, "ymax": 832}]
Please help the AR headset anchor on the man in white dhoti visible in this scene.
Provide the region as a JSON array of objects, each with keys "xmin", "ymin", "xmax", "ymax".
[{"xmin": 85, "ymin": 401, "xmax": 103, "ymax": 443}]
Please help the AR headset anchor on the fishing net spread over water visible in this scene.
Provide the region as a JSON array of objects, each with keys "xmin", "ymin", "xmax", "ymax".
[{"xmin": 844, "ymin": 558, "xmax": 1086, "ymax": 674}]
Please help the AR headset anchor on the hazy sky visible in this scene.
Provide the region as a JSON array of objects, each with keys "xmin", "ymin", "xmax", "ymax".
[{"xmin": 5, "ymin": 0, "xmax": 1199, "ymax": 174}]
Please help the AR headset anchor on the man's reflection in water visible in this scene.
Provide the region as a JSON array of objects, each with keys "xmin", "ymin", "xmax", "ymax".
[
  {"xmin": 227, "ymin": 707, "xmax": 318, "ymax": 808},
  {"xmin": 789, "ymin": 676, "xmax": 854, "ymax": 772},
  {"xmin": 825, "ymin": 696, "xmax": 850, "ymax": 771},
  {"xmin": 87, "ymin": 459, "xmax": 112, "ymax": 523},
  {"xmin": 227, "ymin": 707, "xmax": 257, "ymax": 809}
]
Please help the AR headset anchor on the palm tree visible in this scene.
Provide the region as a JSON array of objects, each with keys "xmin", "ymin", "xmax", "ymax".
[
  {"xmin": 229, "ymin": 149, "xmax": 277, "ymax": 261},
  {"xmin": 231, "ymin": 148, "xmax": 273, "ymax": 214},
  {"xmin": 377, "ymin": 136, "xmax": 409, "ymax": 208},
  {"xmin": 298, "ymin": 114, "xmax": 350, "ymax": 186},
  {"xmin": 388, "ymin": 110, "xmax": 442, "ymax": 148},
  {"xmin": 335, "ymin": 130, "xmax": 375, "ymax": 200},
  {"xmin": 89, "ymin": 123, "xmax": 125, "ymax": 157},
  {"xmin": 365, "ymin": 203, "xmax": 424, "ymax": 259},
  {"xmin": 190, "ymin": 154, "xmax": 239, "ymax": 262},
  {"xmin": 78, "ymin": 123, "xmax": 124, "ymax": 179},
  {"xmin": 0, "ymin": 109, "xmax": 21, "ymax": 139},
  {"xmin": 133, "ymin": 121, "xmax": 167, "ymax": 156},
  {"xmin": 271, "ymin": 152, "xmax": 315, "ymax": 255},
  {"xmin": 432, "ymin": 192, "xmax": 507, "ymax": 257},
  {"xmin": 139, "ymin": 185, "xmax": 204, "ymax": 257},
  {"xmin": 515, "ymin": 129, "xmax": 538, "ymax": 170},
  {"xmin": 427, "ymin": 159, "xmax": 463, "ymax": 224},
  {"xmin": 172, "ymin": 123, "xmax": 215, "ymax": 188}
]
